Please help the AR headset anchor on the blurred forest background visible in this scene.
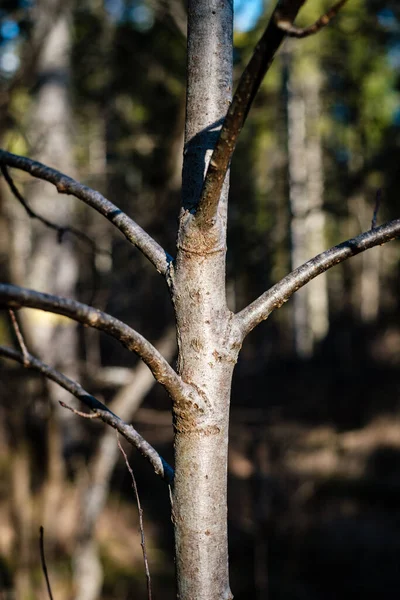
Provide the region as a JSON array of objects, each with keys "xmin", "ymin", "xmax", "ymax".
[{"xmin": 1, "ymin": 0, "xmax": 400, "ymax": 598}]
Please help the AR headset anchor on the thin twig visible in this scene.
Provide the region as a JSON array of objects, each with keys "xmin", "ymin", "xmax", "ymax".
[
  {"xmin": 1, "ymin": 164, "xmax": 110, "ymax": 255},
  {"xmin": 275, "ymin": 0, "xmax": 349, "ymax": 38},
  {"xmin": 118, "ymin": 438, "xmax": 153, "ymax": 600},
  {"xmin": 59, "ymin": 401, "xmax": 100, "ymax": 419},
  {"xmin": 8, "ymin": 309, "xmax": 29, "ymax": 366},
  {"xmin": 39, "ymin": 526, "xmax": 54, "ymax": 600},
  {"xmin": 0, "ymin": 345, "xmax": 174, "ymax": 482},
  {"xmin": 0, "ymin": 150, "xmax": 172, "ymax": 275},
  {"xmin": 371, "ymin": 189, "xmax": 382, "ymax": 230}
]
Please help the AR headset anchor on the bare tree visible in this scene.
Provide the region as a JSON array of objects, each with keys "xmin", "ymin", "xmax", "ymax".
[{"xmin": 1, "ymin": 1, "xmax": 400, "ymax": 598}]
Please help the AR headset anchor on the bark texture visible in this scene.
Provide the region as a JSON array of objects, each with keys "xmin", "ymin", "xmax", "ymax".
[{"xmin": 170, "ymin": 1, "xmax": 236, "ymax": 598}]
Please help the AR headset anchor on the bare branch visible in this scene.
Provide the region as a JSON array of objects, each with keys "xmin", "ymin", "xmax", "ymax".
[
  {"xmin": 275, "ymin": 0, "xmax": 349, "ymax": 38},
  {"xmin": 0, "ymin": 150, "xmax": 172, "ymax": 275},
  {"xmin": 118, "ymin": 438, "xmax": 153, "ymax": 600},
  {"xmin": 195, "ymin": 0, "xmax": 307, "ymax": 229},
  {"xmin": 0, "ymin": 283, "xmax": 189, "ymax": 404},
  {"xmin": 39, "ymin": 527, "xmax": 54, "ymax": 600},
  {"xmin": 1, "ymin": 164, "xmax": 110, "ymax": 255},
  {"xmin": 236, "ymin": 218, "xmax": 400, "ymax": 338},
  {"xmin": 60, "ymin": 401, "xmax": 100, "ymax": 419},
  {"xmin": 8, "ymin": 309, "xmax": 29, "ymax": 366},
  {"xmin": 0, "ymin": 345, "xmax": 174, "ymax": 482},
  {"xmin": 195, "ymin": 0, "xmax": 350, "ymax": 229}
]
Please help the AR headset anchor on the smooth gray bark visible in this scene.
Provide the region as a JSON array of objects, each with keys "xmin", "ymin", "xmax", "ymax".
[{"xmin": 170, "ymin": 1, "xmax": 235, "ymax": 598}]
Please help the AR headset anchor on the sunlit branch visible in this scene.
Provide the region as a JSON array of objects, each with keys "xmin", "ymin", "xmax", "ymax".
[
  {"xmin": 236, "ymin": 218, "xmax": 400, "ymax": 338},
  {"xmin": 0, "ymin": 283, "xmax": 188, "ymax": 404},
  {"xmin": 0, "ymin": 150, "xmax": 172, "ymax": 275},
  {"xmin": 0, "ymin": 345, "xmax": 174, "ymax": 482},
  {"xmin": 195, "ymin": 0, "xmax": 349, "ymax": 230},
  {"xmin": 195, "ymin": 0, "xmax": 307, "ymax": 229},
  {"xmin": 275, "ymin": 0, "xmax": 349, "ymax": 38}
]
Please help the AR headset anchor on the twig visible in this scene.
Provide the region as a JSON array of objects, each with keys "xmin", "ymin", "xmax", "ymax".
[
  {"xmin": 59, "ymin": 401, "xmax": 100, "ymax": 419},
  {"xmin": 39, "ymin": 526, "xmax": 54, "ymax": 600},
  {"xmin": 0, "ymin": 150, "xmax": 172, "ymax": 275},
  {"xmin": 371, "ymin": 189, "xmax": 382, "ymax": 230},
  {"xmin": 236, "ymin": 217, "xmax": 400, "ymax": 337},
  {"xmin": 0, "ymin": 345, "xmax": 174, "ymax": 482},
  {"xmin": 8, "ymin": 309, "xmax": 29, "ymax": 366},
  {"xmin": 118, "ymin": 438, "xmax": 153, "ymax": 600},
  {"xmin": 275, "ymin": 0, "xmax": 349, "ymax": 38},
  {"xmin": 0, "ymin": 282, "xmax": 193, "ymax": 408},
  {"xmin": 1, "ymin": 164, "xmax": 110, "ymax": 255}
]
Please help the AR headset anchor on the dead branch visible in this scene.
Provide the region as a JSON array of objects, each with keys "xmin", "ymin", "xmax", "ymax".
[
  {"xmin": 0, "ymin": 150, "xmax": 172, "ymax": 275},
  {"xmin": 236, "ymin": 217, "xmax": 400, "ymax": 338},
  {"xmin": 60, "ymin": 401, "xmax": 100, "ymax": 419},
  {"xmin": 0, "ymin": 345, "xmax": 174, "ymax": 482},
  {"xmin": 118, "ymin": 439, "xmax": 153, "ymax": 600},
  {"xmin": 8, "ymin": 309, "xmax": 29, "ymax": 366},
  {"xmin": 39, "ymin": 527, "xmax": 54, "ymax": 600}
]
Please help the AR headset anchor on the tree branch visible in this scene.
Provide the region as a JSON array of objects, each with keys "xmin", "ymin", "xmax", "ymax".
[
  {"xmin": 0, "ymin": 345, "xmax": 174, "ymax": 482},
  {"xmin": 118, "ymin": 439, "xmax": 153, "ymax": 600},
  {"xmin": 0, "ymin": 150, "xmax": 172, "ymax": 275},
  {"xmin": 275, "ymin": 0, "xmax": 349, "ymax": 38},
  {"xmin": 1, "ymin": 164, "xmax": 110, "ymax": 256},
  {"xmin": 195, "ymin": 0, "xmax": 349, "ymax": 230},
  {"xmin": 194, "ymin": 0, "xmax": 307, "ymax": 229},
  {"xmin": 236, "ymin": 218, "xmax": 400, "ymax": 338},
  {"xmin": 39, "ymin": 526, "xmax": 54, "ymax": 600},
  {"xmin": 0, "ymin": 283, "xmax": 189, "ymax": 404}
]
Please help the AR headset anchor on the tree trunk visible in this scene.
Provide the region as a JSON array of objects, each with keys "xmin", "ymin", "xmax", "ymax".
[
  {"xmin": 285, "ymin": 53, "xmax": 328, "ymax": 357},
  {"xmin": 170, "ymin": 1, "xmax": 235, "ymax": 598},
  {"xmin": 304, "ymin": 71, "xmax": 329, "ymax": 344},
  {"xmin": 285, "ymin": 53, "xmax": 311, "ymax": 356}
]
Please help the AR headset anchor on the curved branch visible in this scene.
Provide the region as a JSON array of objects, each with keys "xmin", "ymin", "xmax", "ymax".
[
  {"xmin": 275, "ymin": 0, "xmax": 348, "ymax": 38},
  {"xmin": 195, "ymin": 0, "xmax": 307, "ymax": 229},
  {"xmin": 0, "ymin": 283, "xmax": 188, "ymax": 404},
  {"xmin": 0, "ymin": 346, "xmax": 174, "ymax": 482},
  {"xmin": 1, "ymin": 164, "xmax": 110, "ymax": 256},
  {"xmin": 196, "ymin": 0, "xmax": 349, "ymax": 229},
  {"xmin": 0, "ymin": 150, "xmax": 172, "ymax": 275},
  {"xmin": 236, "ymin": 218, "xmax": 400, "ymax": 338}
]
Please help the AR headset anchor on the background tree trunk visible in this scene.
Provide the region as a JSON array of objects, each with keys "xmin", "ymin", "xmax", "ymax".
[{"xmin": 285, "ymin": 52, "xmax": 328, "ymax": 357}]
